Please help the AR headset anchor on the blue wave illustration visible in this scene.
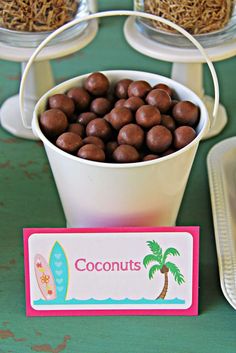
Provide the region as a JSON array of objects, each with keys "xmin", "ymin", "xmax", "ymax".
[{"xmin": 34, "ymin": 297, "xmax": 185, "ymax": 305}]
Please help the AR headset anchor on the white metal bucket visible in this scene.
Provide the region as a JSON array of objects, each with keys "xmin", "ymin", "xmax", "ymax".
[{"xmin": 19, "ymin": 11, "xmax": 219, "ymax": 227}]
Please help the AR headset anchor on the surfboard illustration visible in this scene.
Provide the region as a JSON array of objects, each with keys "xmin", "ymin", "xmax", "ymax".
[
  {"xmin": 34, "ymin": 254, "xmax": 56, "ymax": 300},
  {"xmin": 49, "ymin": 242, "xmax": 69, "ymax": 301}
]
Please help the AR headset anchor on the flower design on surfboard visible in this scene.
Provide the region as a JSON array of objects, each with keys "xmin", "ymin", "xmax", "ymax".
[{"xmin": 34, "ymin": 254, "xmax": 56, "ymax": 300}]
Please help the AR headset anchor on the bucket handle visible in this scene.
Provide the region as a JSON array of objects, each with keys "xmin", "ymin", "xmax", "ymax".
[{"xmin": 20, "ymin": 10, "xmax": 219, "ymax": 130}]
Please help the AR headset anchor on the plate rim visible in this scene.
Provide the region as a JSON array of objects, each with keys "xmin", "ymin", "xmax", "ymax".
[{"xmin": 207, "ymin": 136, "xmax": 236, "ymax": 310}]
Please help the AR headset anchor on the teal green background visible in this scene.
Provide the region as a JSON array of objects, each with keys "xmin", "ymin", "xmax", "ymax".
[{"xmin": 0, "ymin": 1, "xmax": 236, "ymax": 352}]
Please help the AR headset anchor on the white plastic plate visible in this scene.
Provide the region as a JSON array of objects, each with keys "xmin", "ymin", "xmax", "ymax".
[{"xmin": 207, "ymin": 137, "xmax": 236, "ymax": 310}]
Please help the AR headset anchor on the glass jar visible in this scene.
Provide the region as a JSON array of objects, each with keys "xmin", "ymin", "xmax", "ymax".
[
  {"xmin": 0, "ymin": 0, "xmax": 90, "ymax": 47},
  {"xmin": 0, "ymin": 0, "xmax": 84, "ymax": 32},
  {"xmin": 133, "ymin": 0, "xmax": 236, "ymax": 47},
  {"xmin": 134, "ymin": 0, "xmax": 235, "ymax": 34}
]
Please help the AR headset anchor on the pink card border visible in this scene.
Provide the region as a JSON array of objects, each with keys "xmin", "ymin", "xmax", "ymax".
[{"xmin": 23, "ymin": 226, "xmax": 199, "ymax": 317}]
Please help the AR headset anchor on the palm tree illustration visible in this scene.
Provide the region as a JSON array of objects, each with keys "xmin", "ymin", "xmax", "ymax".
[{"xmin": 143, "ymin": 240, "xmax": 185, "ymax": 300}]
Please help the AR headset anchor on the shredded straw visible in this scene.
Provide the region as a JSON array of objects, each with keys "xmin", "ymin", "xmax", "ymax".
[
  {"xmin": 0, "ymin": 0, "xmax": 78, "ymax": 32},
  {"xmin": 144, "ymin": 0, "xmax": 234, "ymax": 34}
]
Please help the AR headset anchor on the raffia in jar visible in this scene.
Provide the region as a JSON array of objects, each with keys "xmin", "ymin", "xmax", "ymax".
[
  {"xmin": 144, "ymin": 0, "xmax": 234, "ymax": 34},
  {"xmin": 0, "ymin": 0, "xmax": 78, "ymax": 32}
]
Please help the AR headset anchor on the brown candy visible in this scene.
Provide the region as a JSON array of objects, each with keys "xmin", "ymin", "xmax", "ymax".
[
  {"xmin": 67, "ymin": 123, "xmax": 85, "ymax": 137},
  {"xmin": 67, "ymin": 87, "xmax": 91, "ymax": 111},
  {"xmin": 84, "ymin": 72, "xmax": 110, "ymax": 96},
  {"xmin": 146, "ymin": 125, "xmax": 172, "ymax": 153},
  {"xmin": 153, "ymin": 83, "xmax": 173, "ymax": 97},
  {"xmin": 86, "ymin": 118, "xmax": 112, "ymax": 141},
  {"xmin": 161, "ymin": 114, "xmax": 176, "ymax": 132},
  {"xmin": 136, "ymin": 105, "xmax": 161, "ymax": 128},
  {"xmin": 142, "ymin": 154, "xmax": 159, "ymax": 161},
  {"xmin": 124, "ymin": 97, "xmax": 144, "ymax": 112},
  {"xmin": 83, "ymin": 136, "xmax": 105, "ymax": 150},
  {"xmin": 108, "ymin": 107, "xmax": 133, "ymax": 130},
  {"xmin": 118, "ymin": 123, "xmax": 144, "ymax": 149},
  {"xmin": 128, "ymin": 80, "xmax": 151, "ymax": 98},
  {"xmin": 40, "ymin": 109, "xmax": 68, "ymax": 138},
  {"xmin": 172, "ymin": 101, "xmax": 199, "ymax": 126},
  {"xmin": 114, "ymin": 99, "xmax": 126, "ymax": 108},
  {"xmin": 146, "ymin": 89, "xmax": 172, "ymax": 113},
  {"xmin": 112, "ymin": 144, "xmax": 140, "ymax": 163},
  {"xmin": 90, "ymin": 97, "xmax": 112, "ymax": 116},
  {"xmin": 56, "ymin": 132, "xmax": 83, "ymax": 153},
  {"xmin": 106, "ymin": 141, "xmax": 118, "ymax": 160},
  {"xmin": 77, "ymin": 112, "xmax": 97, "ymax": 126},
  {"xmin": 48, "ymin": 94, "xmax": 75, "ymax": 117},
  {"xmin": 103, "ymin": 113, "xmax": 111, "ymax": 122},
  {"xmin": 77, "ymin": 144, "xmax": 105, "ymax": 162},
  {"xmin": 114, "ymin": 79, "xmax": 133, "ymax": 99},
  {"xmin": 174, "ymin": 126, "xmax": 197, "ymax": 149},
  {"xmin": 170, "ymin": 99, "xmax": 179, "ymax": 110}
]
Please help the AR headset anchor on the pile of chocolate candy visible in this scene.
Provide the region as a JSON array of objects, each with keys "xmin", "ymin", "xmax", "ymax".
[{"xmin": 39, "ymin": 72, "xmax": 200, "ymax": 163}]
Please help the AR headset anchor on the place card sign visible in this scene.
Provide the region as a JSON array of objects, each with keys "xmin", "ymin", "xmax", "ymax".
[{"xmin": 24, "ymin": 227, "xmax": 199, "ymax": 316}]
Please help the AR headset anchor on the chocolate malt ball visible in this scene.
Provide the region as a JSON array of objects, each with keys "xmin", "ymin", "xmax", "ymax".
[
  {"xmin": 83, "ymin": 136, "xmax": 105, "ymax": 150},
  {"xmin": 142, "ymin": 154, "xmax": 159, "ymax": 161},
  {"xmin": 114, "ymin": 79, "xmax": 133, "ymax": 99},
  {"xmin": 128, "ymin": 80, "xmax": 151, "ymax": 98},
  {"xmin": 48, "ymin": 94, "xmax": 75, "ymax": 117},
  {"xmin": 67, "ymin": 87, "xmax": 91, "ymax": 111},
  {"xmin": 161, "ymin": 114, "xmax": 176, "ymax": 132},
  {"xmin": 77, "ymin": 144, "xmax": 105, "ymax": 162},
  {"xmin": 56, "ymin": 132, "xmax": 83, "ymax": 153},
  {"xmin": 90, "ymin": 97, "xmax": 112, "ymax": 116},
  {"xmin": 67, "ymin": 123, "xmax": 85, "ymax": 137},
  {"xmin": 114, "ymin": 99, "xmax": 126, "ymax": 108},
  {"xmin": 106, "ymin": 141, "xmax": 118, "ymax": 160},
  {"xmin": 113, "ymin": 144, "xmax": 140, "ymax": 163},
  {"xmin": 86, "ymin": 118, "xmax": 112, "ymax": 141},
  {"xmin": 84, "ymin": 72, "xmax": 110, "ymax": 96},
  {"xmin": 172, "ymin": 101, "xmax": 199, "ymax": 126},
  {"xmin": 136, "ymin": 105, "xmax": 161, "ymax": 128},
  {"xmin": 108, "ymin": 107, "xmax": 133, "ymax": 130},
  {"xmin": 103, "ymin": 113, "xmax": 111, "ymax": 122},
  {"xmin": 170, "ymin": 99, "xmax": 179, "ymax": 110},
  {"xmin": 146, "ymin": 125, "xmax": 172, "ymax": 153},
  {"xmin": 153, "ymin": 83, "xmax": 173, "ymax": 97},
  {"xmin": 77, "ymin": 112, "xmax": 97, "ymax": 126},
  {"xmin": 124, "ymin": 96, "xmax": 144, "ymax": 112},
  {"xmin": 174, "ymin": 126, "xmax": 197, "ymax": 149},
  {"xmin": 118, "ymin": 123, "xmax": 144, "ymax": 149},
  {"xmin": 146, "ymin": 89, "xmax": 172, "ymax": 113},
  {"xmin": 40, "ymin": 109, "xmax": 68, "ymax": 138}
]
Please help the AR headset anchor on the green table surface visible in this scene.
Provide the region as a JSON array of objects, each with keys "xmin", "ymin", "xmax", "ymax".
[{"xmin": 0, "ymin": 1, "xmax": 236, "ymax": 352}]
